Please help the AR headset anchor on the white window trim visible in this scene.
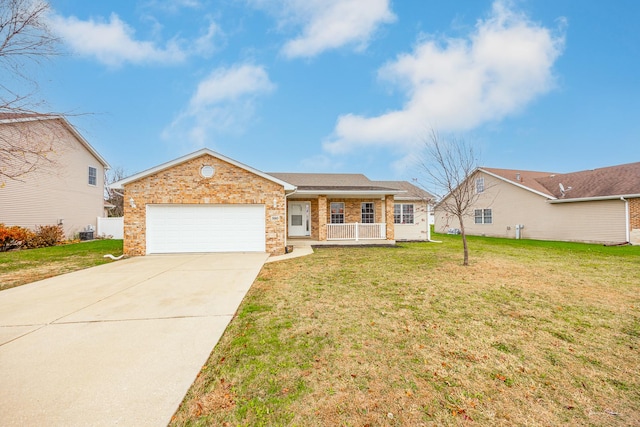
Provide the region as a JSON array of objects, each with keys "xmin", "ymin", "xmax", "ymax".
[
  {"xmin": 330, "ymin": 202, "xmax": 345, "ymax": 224},
  {"xmin": 361, "ymin": 202, "xmax": 375, "ymax": 224},
  {"xmin": 394, "ymin": 203, "xmax": 415, "ymax": 225},
  {"xmin": 476, "ymin": 177, "xmax": 485, "ymax": 194},
  {"xmin": 474, "ymin": 208, "xmax": 492, "ymax": 224},
  {"xmin": 88, "ymin": 166, "xmax": 97, "ymax": 187}
]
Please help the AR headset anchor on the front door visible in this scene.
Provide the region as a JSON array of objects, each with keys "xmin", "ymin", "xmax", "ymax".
[{"xmin": 288, "ymin": 201, "xmax": 310, "ymax": 237}]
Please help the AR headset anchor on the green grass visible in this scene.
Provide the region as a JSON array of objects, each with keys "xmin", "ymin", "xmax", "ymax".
[
  {"xmin": 0, "ymin": 239, "xmax": 123, "ymax": 290},
  {"xmin": 171, "ymin": 235, "xmax": 640, "ymax": 426}
]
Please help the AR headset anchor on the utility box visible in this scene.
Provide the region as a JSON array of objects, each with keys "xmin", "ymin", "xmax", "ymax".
[{"xmin": 79, "ymin": 231, "xmax": 94, "ymax": 241}]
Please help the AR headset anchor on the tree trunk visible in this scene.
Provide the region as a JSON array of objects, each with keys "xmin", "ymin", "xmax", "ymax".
[{"xmin": 458, "ymin": 214, "xmax": 469, "ymax": 266}]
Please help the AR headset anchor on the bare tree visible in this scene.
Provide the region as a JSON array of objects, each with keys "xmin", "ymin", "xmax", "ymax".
[
  {"xmin": 0, "ymin": 0, "xmax": 59, "ymax": 111},
  {"xmin": 104, "ymin": 167, "xmax": 126, "ymax": 217},
  {"xmin": 0, "ymin": 0, "xmax": 65, "ymax": 184},
  {"xmin": 418, "ymin": 130, "xmax": 480, "ymax": 266}
]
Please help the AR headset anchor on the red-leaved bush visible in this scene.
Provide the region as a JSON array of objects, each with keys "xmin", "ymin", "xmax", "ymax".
[
  {"xmin": 0, "ymin": 224, "xmax": 31, "ymax": 251},
  {"xmin": 0, "ymin": 224, "xmax": 65, "ymax": 251}
]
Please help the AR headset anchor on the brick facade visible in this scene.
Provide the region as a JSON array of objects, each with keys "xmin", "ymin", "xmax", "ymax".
[
  {"xmin": 292, "ymin": 197, "xmax": 395, "ymax": 240},
  {"xmin": 385, "ymin": 195, "xmax": 395, "ymax": 240},
  {"xmin": 324, "ymin": 198, "xmax": 384, "ymax": 224},
  {"xmin": 630, "ymin": 197, "xmax": 640, "ymax": 244},
  {"xmin": 630, "ymin": 197, "xmax": 640, "ymax": 229},
  {"xmin": 122, "ymin": 154, "xmax": 286, "ymax": 256}
]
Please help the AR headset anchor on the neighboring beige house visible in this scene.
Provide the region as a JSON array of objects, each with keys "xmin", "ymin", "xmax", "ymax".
[
  {"xmin": 111, "ymin": 148, "xmax": 432, "ymax": 256},
  {"xmin": 0, "ymin": 114, "xmax": 110, "ymax": 238},
  {"xmin": 434, "ymin": 162, "xmax": 640, "ymax": 245}
]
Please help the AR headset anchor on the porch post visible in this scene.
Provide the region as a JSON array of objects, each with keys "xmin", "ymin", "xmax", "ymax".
[
  {"xmin": 318, "ymin": 195, "xmax": 327, "ymax": 241},
  {"xmin": 385, "ymin": 195, "xmax": 394, "ymax": 240}
]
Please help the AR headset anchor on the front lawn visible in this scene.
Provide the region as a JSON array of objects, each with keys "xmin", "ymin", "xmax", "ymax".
[
  {"xmin": 172, "ymin": 235, "xmax": 640, "ymax": 426},
  {"xmin": 0, "ymin": 239, "xmax": 123, "ymax": 291}
]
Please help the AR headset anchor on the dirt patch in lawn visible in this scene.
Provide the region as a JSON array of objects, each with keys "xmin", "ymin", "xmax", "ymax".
[
  {"xmin": 0, "ymin": 240, "xmax": 123, "ymax": 291},
  {"xmin": 0, "ymin": 261, "xmax": 79, "ymax": 290}
]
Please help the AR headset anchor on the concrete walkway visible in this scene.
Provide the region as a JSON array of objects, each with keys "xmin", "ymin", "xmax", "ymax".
[{"xmin": 0, "ymin": 252, "xmax": 268, "ymax": 427}]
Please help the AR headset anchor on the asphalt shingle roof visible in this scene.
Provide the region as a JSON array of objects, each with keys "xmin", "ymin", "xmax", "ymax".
[
  {"xmin": 268, "ymin": 173, "xmax": 430, "ymax": 199},
  {"xmin": 482, "ymin": 162, "xmax": 640, "ymax": 199},
  {"xmin": 267, "ymin": 172, "xmax": 373, "ymax": 187},
  {"xmin": 536, "ymin": 162, "xmax": 640, "ymax": 199}
]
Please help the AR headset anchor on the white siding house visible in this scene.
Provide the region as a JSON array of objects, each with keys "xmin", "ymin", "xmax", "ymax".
[
  {"xmin": 434, "ymin": 163, "xmax": 640, "ymax": 245},
  {"xmin": 0, "ymin": 114, "xmax": 110, "ymax": 238}
]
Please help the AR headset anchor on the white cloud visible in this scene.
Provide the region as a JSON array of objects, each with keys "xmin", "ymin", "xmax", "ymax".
[
  {"xmin": 189, "ymin": 64, "xmax": 275, "ymax": 108},
  {"xmin": 48, "ymin": 13, "xmax": 221, "ymax": 67},
  {"xmin": 142, "ymin": 0, "xmax": 203, "ymax": 13},
  {"xmin": 163, "ymin": 64, "xmax": 275, "ymax": 148},
  {"xmin": 191, "ymin": 21, "xmax": 224, "ymax": 57},
  {"xmin": 323, "ymin": 0, "xmax": 565, "ymax": 154},
  {"xmin": 248, "ymin": 0, "xmax": 396, "ymax": 58}
]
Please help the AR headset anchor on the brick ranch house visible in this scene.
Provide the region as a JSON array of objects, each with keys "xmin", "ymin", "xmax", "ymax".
[{"xmin": 111, "ymin": 149, "xmax": 433, "ymax": 256}]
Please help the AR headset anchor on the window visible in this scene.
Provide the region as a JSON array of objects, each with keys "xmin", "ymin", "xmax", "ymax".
[
  {"xmin": 483, "ymin": 209, "xmax": 492, "ymax": 224},
  {"xmin": 330, "ymin": 202, "xmax": 344, "ymax": 224},
  {"xmin": 361, "ymin": 202, "xmax": 374, "ymax": 223},
  {"xmin": 475, "ymin": 208, "xmax": 492, "ymax": 224},
  {"xmin": 394, "ymin": 204, "xmax": 414, "ymax": 224},
  {"xmin": 475, "ymin": 177, "xmax": 484, "ymax": 194},
  {"xmin": 88, "ymin": 166, "xmax": 97, "ymax": 186}
]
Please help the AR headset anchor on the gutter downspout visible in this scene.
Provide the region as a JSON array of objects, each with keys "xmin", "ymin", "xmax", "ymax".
[
  {"xmin": 621, "ymin": 197, "xmax": 630, "ymax": 243},
  {"xmin": 427, "ymin": 199, "xmax": 442, "ymax": 243},
  {"xmin": 426, "ymin": 200, "xmax": 431, "ymax": 241}
]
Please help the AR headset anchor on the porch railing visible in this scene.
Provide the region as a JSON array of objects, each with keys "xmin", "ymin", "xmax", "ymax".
[{"xmin": 326, "ymin": 223, "xmax": 386, "ymax": 240}]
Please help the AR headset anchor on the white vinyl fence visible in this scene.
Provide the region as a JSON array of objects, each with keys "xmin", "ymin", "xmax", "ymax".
[{"xmin": 97, "ymin": 217, "xmax": 124, "ymax": 239}]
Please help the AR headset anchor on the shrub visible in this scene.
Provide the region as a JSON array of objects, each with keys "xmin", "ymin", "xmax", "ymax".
[
  {"xmin": 25, "ymin": 225, "xmax": 65, "ymax": 249},
  {"xmin": 0, "ymin": 224, "xmax": 32, "ymax": 251}
]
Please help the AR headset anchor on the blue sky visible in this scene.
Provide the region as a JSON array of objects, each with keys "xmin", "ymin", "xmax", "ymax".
[{"xmin": 38, "ymin": 0, "xmax": 639, "ymax": 180}]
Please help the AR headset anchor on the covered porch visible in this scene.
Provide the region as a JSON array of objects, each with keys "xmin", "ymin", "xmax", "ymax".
[{"xmin": 285, "ymin": 192, "xmax": 399, "ymax": 244}]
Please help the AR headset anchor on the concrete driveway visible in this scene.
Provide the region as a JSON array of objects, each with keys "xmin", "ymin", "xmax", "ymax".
[{"xmin": 0, "ymin": 252, "xmax": 268, "ymax": 427}]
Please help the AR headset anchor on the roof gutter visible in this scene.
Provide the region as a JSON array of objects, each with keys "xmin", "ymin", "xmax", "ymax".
[
  {"xmin": 548, "ymin": 193, "xmax": 640, "ymax": 204},
  {"xmin": 293, "ymin": 189, "xmax": 403, "ymax": 196}
]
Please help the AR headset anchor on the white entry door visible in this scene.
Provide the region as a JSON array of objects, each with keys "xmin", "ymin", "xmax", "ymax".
[{"xmin": 288, "ymin": 201, "xmax": 310, "ymax": 237}]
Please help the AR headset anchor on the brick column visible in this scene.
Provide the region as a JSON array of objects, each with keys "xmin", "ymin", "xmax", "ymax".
[
  {"xmin": 630, "ymin": 198, "xmax": 640, "ymax": 229},
  {"xmin": 318, "ymin": 195, "xmax": 327, "ymax": 241},
  {"xmin": 385, "ymin": 195, "xmax": 395, "ymax": 240},
  {"xmin": 630, "ymin": 198, "xmax": 640, "ymax": 244}
]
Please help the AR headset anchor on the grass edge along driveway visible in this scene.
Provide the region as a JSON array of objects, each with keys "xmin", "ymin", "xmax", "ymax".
[
  {"xmin": 0, "ymin": 239, "xmax": 124, "ymax": 291},
  {"xmin": 171, "ymin": 236, "xmax": 639, "ymax": 426}
]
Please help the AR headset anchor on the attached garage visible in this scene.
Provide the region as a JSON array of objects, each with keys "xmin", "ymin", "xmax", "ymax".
[
  {"xmin": 146, "ymin": 204, "xmax": 266, "ymax": 254},
  {"xmin": 111, "ymin": 149, "xmax": 295, "ymax": 257}
]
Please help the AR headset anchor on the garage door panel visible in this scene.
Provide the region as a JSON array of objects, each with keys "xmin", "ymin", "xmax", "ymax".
[{"xmin": 146, "ymin": 205, "xmax": 265, "ymax": 254}]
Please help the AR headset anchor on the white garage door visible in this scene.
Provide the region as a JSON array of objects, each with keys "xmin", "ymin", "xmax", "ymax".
[{"xmin": 146, "ymin": 204, "xmax": 265, "ymax": 254}]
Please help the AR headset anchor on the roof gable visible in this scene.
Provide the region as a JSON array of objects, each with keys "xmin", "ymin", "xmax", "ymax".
[
  {"xmin": 480, "ymin": 162, "xmax": 640, "ymax": 201},
  {"xmin": 0, "ymin": 113, "xmax": 110, "ymax": 168},
  {"xmin": 480, "ymin": 167, "xmax": 557, "ymax": 198},
  {"xmin": 112, "ymin": 148, "xmax": 295, "ymax": 190}
]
